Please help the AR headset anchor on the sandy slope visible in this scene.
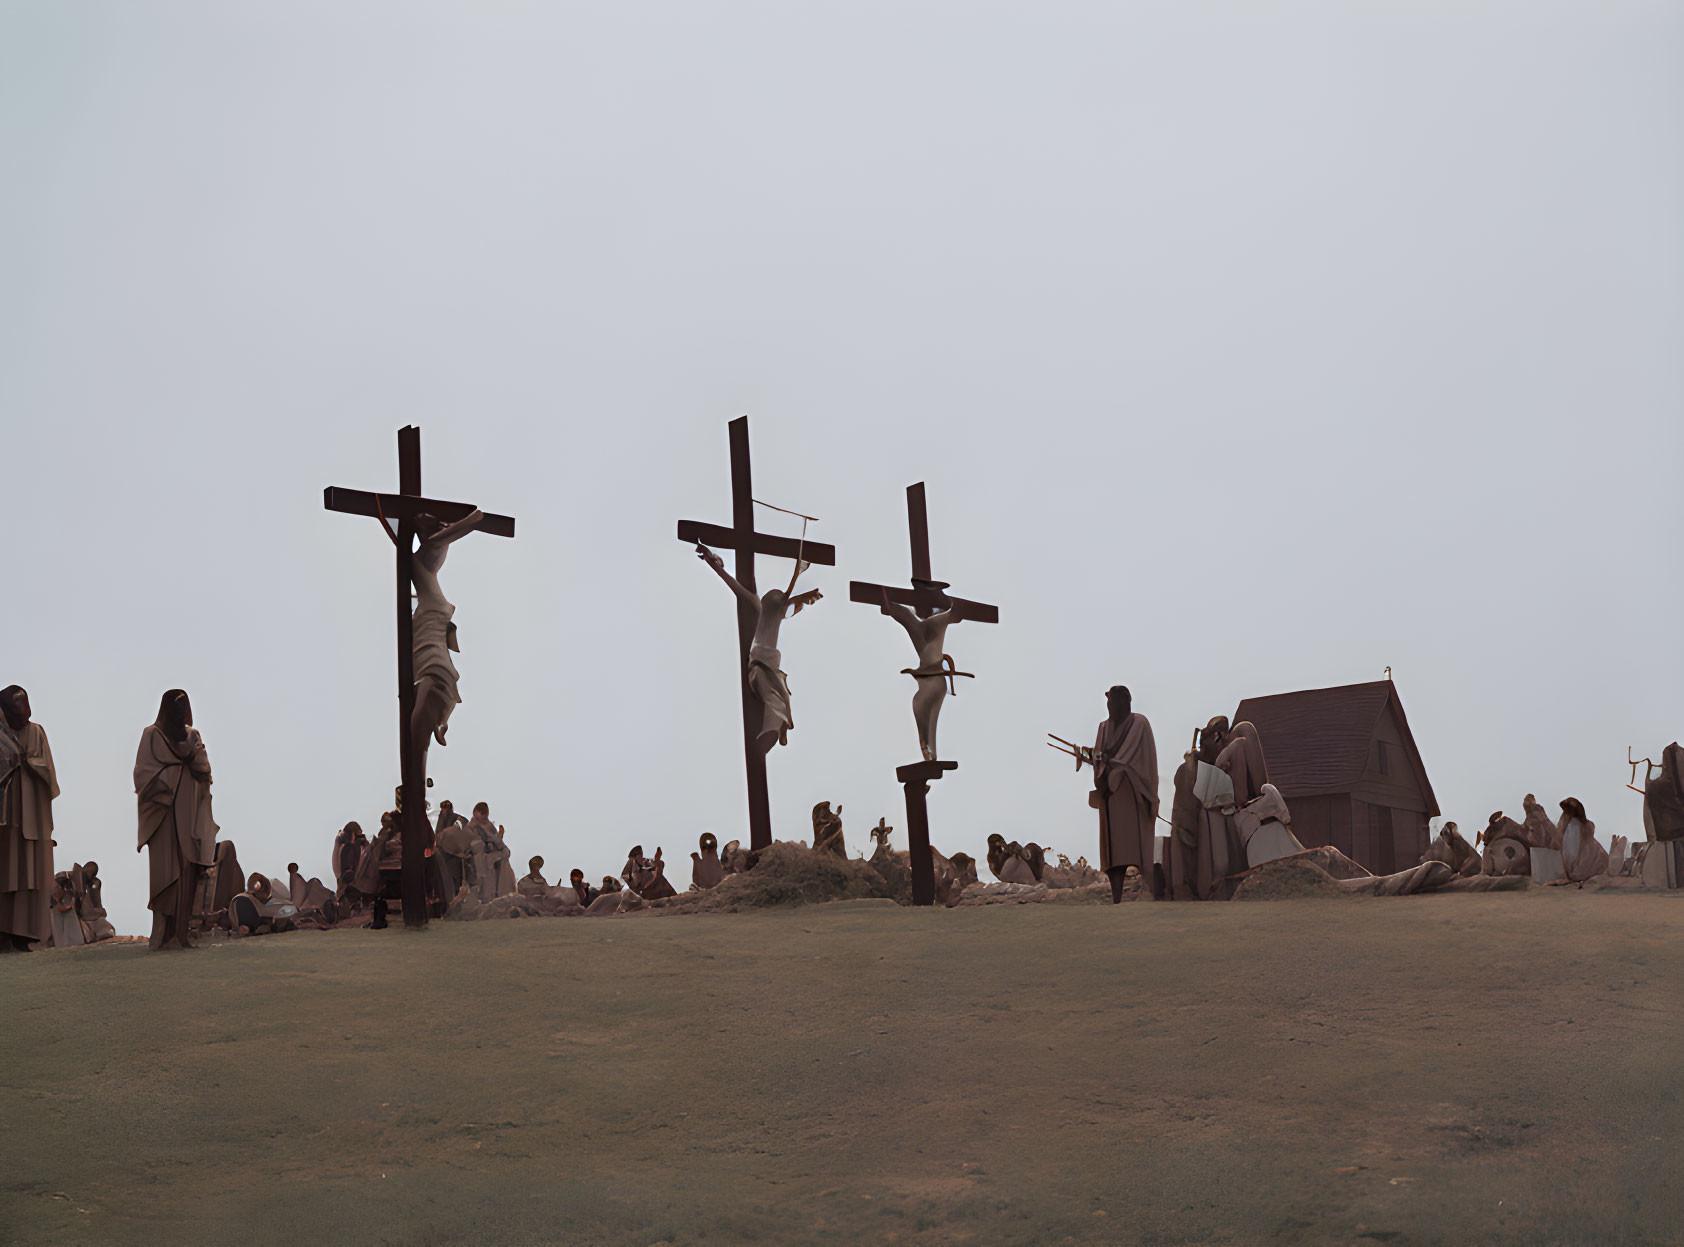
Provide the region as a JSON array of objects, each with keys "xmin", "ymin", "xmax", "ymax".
[{"xmin": 3, "ymin": 890, "xmax": 1681, "ymax": 1246}]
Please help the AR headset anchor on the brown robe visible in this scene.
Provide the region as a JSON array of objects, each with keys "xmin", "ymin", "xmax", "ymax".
[
  {"xmin": 332, "ymin": 828, "xmax": 368, "ymax": 891},
  {"xmin": 1559, "ymin": 812, "xmax": 1609, "ymax": 883},
  {"xmin": 208, "ymin": 841, "xmax": 246, "ymax": 915},
  {"xmin": 1522, "ymin": 797, "xmax": 1561, "ymax": 850},
  {"xmin": 0, "ymin": 721, "xmax": 57, "ymax": 945},
  {"xmin": 353, "ymin": 826, "xmax": 399, "ymax": 897},
  {"xmin": 468, "ymin": 815, "xmax": 516, "ymax": 897},
  {"xmin": 691, "ymin": 847, "xmax": 725, "ymax": 890},
  {"xmin": 517, "ymin": 871, "xmax": 550, "ymax": 899},
  {"xmin": 1215, "ymin": 722, "xmax": 1269, "ymax": 807},
  {"xmin": 1167, "ymin": 754, "xmax": 1202, "ymax": 900},
  {"xmin": 1094, "ymin": 712, "xmax": 1159, "ymax": 875},
  {"xmin": 134, "ymin": 724, "xmax": 218, "ymax": 949}
]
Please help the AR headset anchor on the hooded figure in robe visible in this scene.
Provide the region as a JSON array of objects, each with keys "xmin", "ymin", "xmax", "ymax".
[
  {"xmin": 48, "ymin": 873, "xmax": 84, "ymax": 947},
  {"xmin": 518, "ymin": 856, "xmax": 551, "ymax": 899},
  {"xmin": 691, "ymin": 833, "xmax": 725, "ymax": 890},
  {"xmin": 1557, "ymin": 798, "xmax": 1609, "ymax": 884},
  {"xmin": 1093, "ymin": 685, "xmax": 1159, "ymax": 904},
  {"xmin": 207, "ymin": 840, "xmax": 246, "ymax": 918},
  {"xmin": 986, "ymin": 833, "xmax": 1038, "ymax": 885},
  {"xmin": 1421, "ymin": 823, "xmax": 1480, "ymax": 876},
  {"xmin": 1192, "ymin": 716, "xmax": 1247, "ymax": 898},
  {"xmin": 0, "ymin": 686, "xmax": 57, "ymax": 951},
  {"xmin": 467, "ymin": 804, "xmax": 515, "ymax": 897},
  {"xmin": 1215, "ymin": 722, "xmax": 1269, "ymax": 809},
  {"xmin": 332, "ymin": 822, "xmax": 368, "ymax": 893},
  {"xmin": 71, "ymin": 862, "xmax": 117, "ymax": 943},
  {"xmin": 1522, "ymin": 794, "xmax": 1561, "ymax": 850},
  {"xmin": 1166, "ymin": 748, "xmax": 1202, "ymax": 900},
  {"xmin": 135, "ymin": 690, "xmax": 218, "ymax": 950},
  {"xmin": 352, "ymin": 815, "xmax": 399, "ymax": 898}
]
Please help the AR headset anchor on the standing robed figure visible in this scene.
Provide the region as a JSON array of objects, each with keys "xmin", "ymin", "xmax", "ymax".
[
  {"xmin": 0, "ymin": 686, "xmax": 59, "ymax": 950},
  {"xmin": 135, "ymin": 690, "xmax": 219, "ymax": 950},
  {"xmin": 1093, "ymin": 684, "xmax": 1159, "ymax": 904}
]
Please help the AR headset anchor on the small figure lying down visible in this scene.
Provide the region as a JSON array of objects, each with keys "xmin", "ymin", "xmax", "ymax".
[{"xmin": 230, "ymin": 873, "xmax": 300, "ymax": 936}]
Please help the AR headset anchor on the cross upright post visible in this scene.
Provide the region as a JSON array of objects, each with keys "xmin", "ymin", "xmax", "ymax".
[
  {"xmin": 325, "ymin": 427, "xmax": 516, "ymax": 928},
  {"xmin": 395, "ymin": 428, "xmax": 424, "ymax": 926},
  {"xmin": 677, "ymin": 417, "xmax": 837, "ymax": 850}
]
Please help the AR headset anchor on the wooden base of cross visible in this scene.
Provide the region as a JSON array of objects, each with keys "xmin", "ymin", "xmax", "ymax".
[{"xmin": 896, "ymin": 759, "xmax": 957, "ymax": 906}]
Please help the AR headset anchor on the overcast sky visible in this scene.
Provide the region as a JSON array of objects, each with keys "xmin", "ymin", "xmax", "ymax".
[{"xmin": 4, "ymin": 1, "xmax": 1680, "ymax": 935}]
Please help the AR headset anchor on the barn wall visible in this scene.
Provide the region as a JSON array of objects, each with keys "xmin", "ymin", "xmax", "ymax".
[
  {"xmin": 1392, "ymin": 808, "xmax": 1430, "ymax": 866},
  {"xmin": 1289, "ymin": 796, "xmax": 1336, "ymax": 853},
  {"xmin": 1350, "ymin": 798, "xmax": 1374, "ymax": 868},
  {"xmin": 1330, "ymin": 797, "xmax": 1352, "ymax": 861},
  {"xmin": 1375, "ymin": 804, "xmax": 1397, "ymax": 874},
  {"xmin": 1351, "ymin": 704, "xmax": 1430, "ymax": 814}
]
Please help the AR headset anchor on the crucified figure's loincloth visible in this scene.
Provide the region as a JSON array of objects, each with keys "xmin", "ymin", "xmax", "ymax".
[{"xmin": 747, "ymin": 643, "xmax": 793, "ymax": 751}]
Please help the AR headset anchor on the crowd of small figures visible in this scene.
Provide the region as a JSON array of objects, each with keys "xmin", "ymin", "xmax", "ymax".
[{"xmin": 161, "ymin": 801, "xmax": 1117, "ymax": 938}]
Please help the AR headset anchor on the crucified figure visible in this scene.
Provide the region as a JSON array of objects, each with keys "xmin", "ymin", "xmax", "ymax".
[
  {"xmin": 696, "ymin": 543, "xmax": 822, "ymax": 752},
  {"xmin": 411, "ymin": 508, "xmax": 485, "ymax": 759},
  {"xmin": 878, "ymin": 581, "xmax": 970, "ymax": 762}
]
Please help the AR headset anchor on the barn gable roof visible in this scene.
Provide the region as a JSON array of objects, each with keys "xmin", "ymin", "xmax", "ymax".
[{"xmin": 1231, "ymin": 680, "xmax": 1439, "ymax": 816}]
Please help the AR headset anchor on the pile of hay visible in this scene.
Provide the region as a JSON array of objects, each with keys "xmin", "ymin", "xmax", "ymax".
[
  {"xmin": 662, "ymin": 841, "xmax": 896, "ymax": 913},
  {"xmin": 1231, "ymin": 856, "xmax": 1353, "ymax": 901}
]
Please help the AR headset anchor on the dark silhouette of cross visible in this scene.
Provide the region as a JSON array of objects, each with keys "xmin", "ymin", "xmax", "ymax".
[
  {"xmin": 676, "ymin": 417, "xmax": 836, "ymax": 850},
  {"xmin": 324, "ymin": 426, "xmax": 515, "ymax": 928},
  {"xmin": 850, "ymin": 482, "xmax": 997, "ymax": 904}
]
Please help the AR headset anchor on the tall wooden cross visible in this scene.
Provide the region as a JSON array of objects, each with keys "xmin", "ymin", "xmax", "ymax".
[
  {"xmin": 850, "ymin": 482, "xmax": 997, "ymax": 904},
  {"xmin": 324, "ymin": 426, "xmax": 516, "ymax": 928},
  {"xmin": 676, "ymin": 417, "xmax": 836, "ymax": 851}
]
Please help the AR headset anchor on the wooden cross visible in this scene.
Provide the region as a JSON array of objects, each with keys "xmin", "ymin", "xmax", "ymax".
[
  {"xmin": 676, "ymin": 416, "xmax": 836, "ymax": 851},
  {"xmin": 850, "ymin": 482, "xmax": 998, "ymax": 904},
  {"xmin": 324, "ymin": 426, "xmax": 516, "ymax": 928}
]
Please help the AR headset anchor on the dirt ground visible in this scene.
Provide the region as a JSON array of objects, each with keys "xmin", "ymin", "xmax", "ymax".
[{"xmin": 3, "ymin": 889, "xmax": 1681, "ymax": 1246}]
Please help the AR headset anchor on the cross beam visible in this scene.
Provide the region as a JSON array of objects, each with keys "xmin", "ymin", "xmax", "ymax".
[
  {"xmin": 675, "ymin": 416, "xmax": 836, "ymax": 850},
  {"xmin": 323, "ymin": 488, "xmax": 516, "ymax": 539},
  {"xmin": 324, "ymin": 426, "xmax": 515, "ymax": 928}
]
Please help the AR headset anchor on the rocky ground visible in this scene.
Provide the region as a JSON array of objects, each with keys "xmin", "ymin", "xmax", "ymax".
[{"xmin": 3, "ymin": 886, "xmax": 1681, "ymax": 1246}]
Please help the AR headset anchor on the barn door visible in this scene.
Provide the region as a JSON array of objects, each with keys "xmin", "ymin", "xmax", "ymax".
[{"xmin": 1375, "ymin": 806, "xmax": 1396, "ymax": 874}]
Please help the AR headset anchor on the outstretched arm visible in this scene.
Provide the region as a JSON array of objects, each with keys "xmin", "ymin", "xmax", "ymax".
[
  {"xmin": 879, "ymin": 592, "xmax": 923, "ymax": 639},
  {"xmin": 695, "ymin": 544, "xmax": 759, "ymax": 610},
  {"xmin": 785, "ymin": 588, "xmax": 823, "ymax": 617},
  {"xmin": 431, "ymin": 508, "xmax": 485, "ymax": 547}
]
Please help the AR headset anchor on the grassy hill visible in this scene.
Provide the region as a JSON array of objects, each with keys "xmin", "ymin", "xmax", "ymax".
[{"xmin": 3, "ymin": 890, "xmax": 1681, "ymax": 1245}]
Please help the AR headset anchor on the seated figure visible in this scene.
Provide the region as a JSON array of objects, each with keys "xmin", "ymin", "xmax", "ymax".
[
  {"xmin": 230, "ymin": 873, "xmax": 300, "ymax": 935},
  {"xmin": 71, "ymin": 862, "xmax": 117, "ymax": 942},
  {"xmin": 518, "ymin": 856, "xmax": 551, "ymax": 899},
  {"xmin": 1479, "ymin": 811, "xmax": 1533, "ymax": 876},
  {"xmin": 986, "ymin": 833, "xmax": 1038, "ymax": 885},
  {"xmin": 626, "ymin": 848, "xmax": 678, "ymax": 900},
  {"xmin": 1236, "ymin": 784, "xmax": 1307, "ymax": 867},
  {"xmin": 1557, "ymin": 797, "xmax": 1609, "ymax": 884},
  {"xmin": 1421, "ymin": 822, "xmax": 1481, "ymax": 876},
  {"xmin": 811, "ymin": 803, "xmax": 846, "ymax": 858},
  {"xmin": 568, "ymin": 868, "xmax": 599, "ymax": 907},
  {"xmin": 691, "ymin": 833, "xmax": 725, "ymax": 890},
  {"xmin": 48, "ymin": 873, "xmax": 85, "ymax": 947}
]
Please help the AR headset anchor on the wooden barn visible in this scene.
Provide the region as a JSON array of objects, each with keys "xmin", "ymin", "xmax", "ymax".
[{"xmin": 1231, "ymin": 680, "xmax": 1439, "ymax": 875}]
